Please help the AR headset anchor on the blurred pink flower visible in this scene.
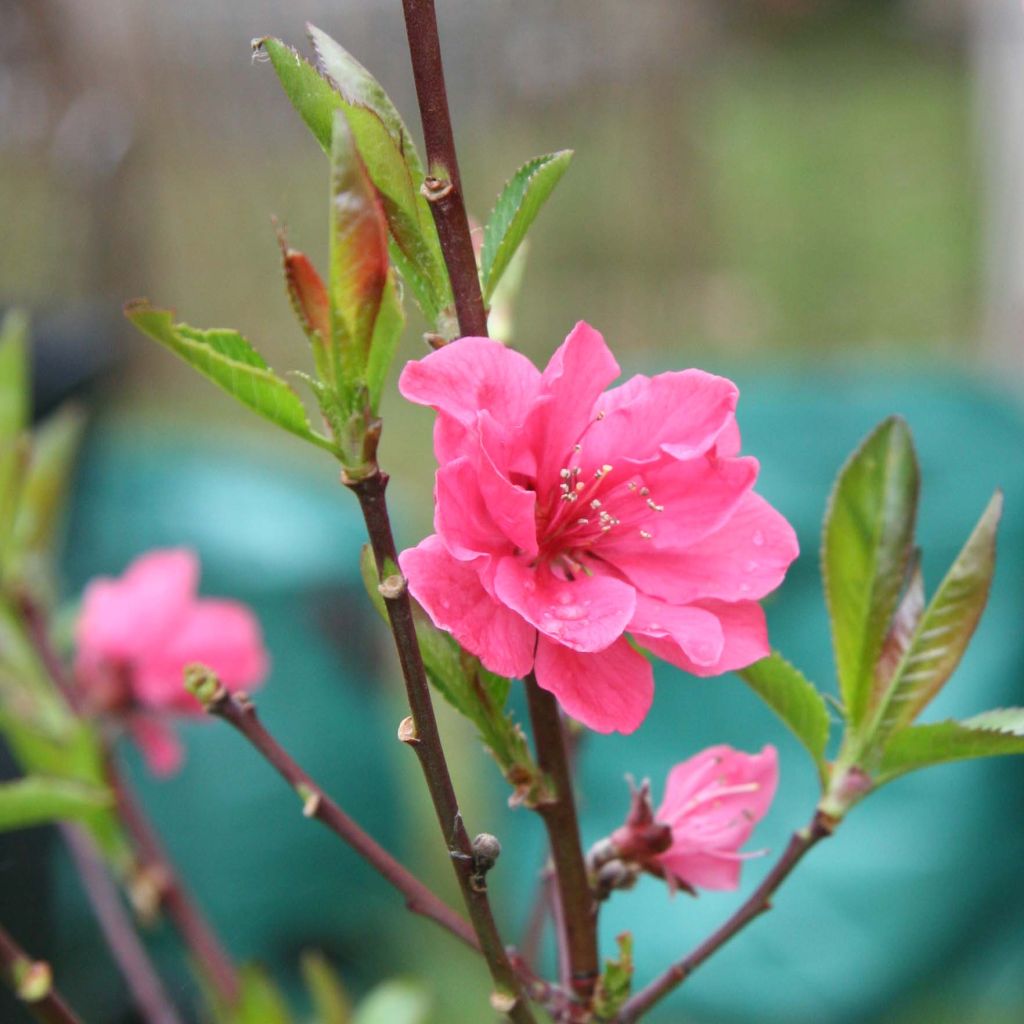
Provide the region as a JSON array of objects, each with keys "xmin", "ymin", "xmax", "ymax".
[
  {"xmin": 652, "ymin": 744, "xmax": 779, "ymax": 891},
  {"xmin": 75, "ymin": 548, "xmax": 268, "ymax": 775},
  {"xmin": 398, "ymin": 322, "xmax": 797, "ymax": 733}
]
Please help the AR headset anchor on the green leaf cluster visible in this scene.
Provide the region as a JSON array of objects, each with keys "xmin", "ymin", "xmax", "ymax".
[
  {"xmin": 736, "ymin": 415, "xmax": 1019, "ymax": 820},
  {"xmin": 0, "ymin": 314, "xmax": 127, "ymax": 861},
  {"xmin": 359, "ymin": 548, "xmax": 546, "ymax": 805},
  {"xmin": 593, "ymin": 932, "xmax": 634, "ymax": 1021}
]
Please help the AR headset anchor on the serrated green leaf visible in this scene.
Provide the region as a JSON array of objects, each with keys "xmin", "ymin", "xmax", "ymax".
[
  {"xmin": 738, "ymin": 652, "xmax": 831, "ymax": 787},
  {"xmin": 301, "ymin": 951, "xmax": 352, "ymax": 1024},
  {"xmin": 0, "ymin": 309, "xmax": 29, "ymax": 442},
  {"xmin": 0, "ymin": 438, "xmax": 29, "ymax": 576},
  {"xmin": 0, "ymin": 776, "xmax": 112, "ymax": 833},
  {"xmin": 307, "ymin": 25, "xmax": 424, "ymax": 181},
  {"xmin": 822, "ymin": 416, "xmax": 919, "ymax": 731},
  {"xmin": 869, "ymin": 492, "xmax": 1002, "ymax": 745},
  {"xmin": 329, "ymin": 109, "xmax": 389, "ymax": 394},
  {"xmin": 262, "ymin": 37, "xmax": 343, "ymax": 155},
  {"xmin": 481, "ymin": 150, "xmax": 573, "ymax": 302},
  {"xmin": 366, "ymin": 275, "xmax": 404, "ymax": 413},
  {"xmin": 872, "ymin": 553, "xmax": 923, "ymax": 705},
  {"xmin": 124, "ymin": 304, "xmax": 337, "ymax": 454},
  {"xmin": 352, "ymin": 980, "xmax": 430, "ymax": 1024},
  {"xmin": 876, "ymin": 711, "xmax": 1024, "ymax": 783}
]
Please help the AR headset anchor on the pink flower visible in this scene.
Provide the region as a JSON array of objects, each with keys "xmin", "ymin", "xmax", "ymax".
[
  {"xmin": 75, "ymin": 549, "xmax": 269, "ymax": 775},
  {"xmin": 652, "ymin": 744, "xmax": 779, "ymax": 891},
  {"xmin": 398, "ymin": 322, "xmax": 798, "ymax": 733}
]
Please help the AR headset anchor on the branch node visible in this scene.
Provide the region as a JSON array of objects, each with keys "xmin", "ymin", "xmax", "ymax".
[
  {"xmin": 489, "ymin": 989, "xmax": 518, "ymax": 1014},
  {"xmin": 397, "ymin": 715, "xmax": 421, "ymax": 746},
  {"xmin": 296, "ymin": 783, "xmax": 322, "ymax": 818},
  {"xmin": 423, "ymin": 332, "xmax": 448, "ymax": 350},
  {"xmin": 14, "ymin": 959, "xmax": 53, "ymax": 1003},
  {"xmin": 421, "ymin": 175, "xmax": 454, "ymax": 202},
  {"xmin": 378, "ymin": 573, "xmax": 408, "ymax": 599}
]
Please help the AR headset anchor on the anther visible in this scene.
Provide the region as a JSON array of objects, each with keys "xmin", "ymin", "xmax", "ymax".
[
  {"xmin": 646, "ymin": 499, "xmax": 664, "ymax": 512},
  {"xmin": 577, "ymin": 518, "xmax": 590, "ymax": 525},
  {"xmin": 590, "ymin": 499, "xmax": 602, "ymax": 509},
  {"xmin": 640, "ymin": 530, "xmax": 653, "ymax": 539},
  {"xmin": 640, "ymin": 486, "xmax": 650, "ymax": 496}
]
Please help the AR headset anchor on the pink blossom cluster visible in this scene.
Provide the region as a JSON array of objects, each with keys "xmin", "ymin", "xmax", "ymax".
[
  {"xmin": 75, "ymin": 549, "xmax": 268, "ymax": 775},
  {"xmin": 399, "ymin": 322, "xmax": 798, "ymax": 733}
]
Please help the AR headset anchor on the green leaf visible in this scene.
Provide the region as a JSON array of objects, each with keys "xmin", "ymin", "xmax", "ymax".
[
  {"xmin": 352, "ymin": 980, "xmax": 430, "ymax": 1024},
  {"xmin": 229, "ymin": 966, "xmax": 293, "ymax": 1024},
  {"xmin": 869, "ymin": 492, "xmax": 1002, "ymax": 744},
  {"xmin": 259, "ymin": 37, "xmax": 448, "ymax": 324},
  {"xmin": 0, "ymin": 438, "xmax": 29, "ymax": 577},
  {"xmin": 480, "ymin": 150, "xmax": 573, "ymax": 302},
  {"xmin": 738, "ymin": 652, "xmax": 831, "ymax": 786},
  {"xmin": 366, "ymin": 274, "xmax": 405, "ymax": 413},
  {"xmin": 822, "ymin": 416, "xmax": 919, "ymax": 731},
  {"xmin": 876, "ymin": 711, "xmax": 1024, "ymax": 783},
  {"xmin": 328, "ymin": 110, "xmax": 390, "ymax": 396},
  {"xmin": 593, "ymin": 933, "xmax": 634, "ymax": 1021},
  {"xmin": 307, "ymin": 25, "xmax": 424, "ymax": 181},
  {"xmin": 0, "ymin": 776, "xmax": 112, "ymax": 833},
  {"xmin": 300, "ymin": 951, "xmax": 352, "ymax": 1024},
  {"xmin": 0, "ymin": 309, "xmax": 29, "ymax": 442},
  {"xmin": 124, "ymin": 303, "xmax": 337, "ymax": 454}
]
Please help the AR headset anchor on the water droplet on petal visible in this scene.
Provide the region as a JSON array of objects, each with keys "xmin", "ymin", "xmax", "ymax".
[
  {"xmin": 752, "ymin": 530, "xmax": 765, "ymax": 547},
  {"xmin": 557, "ymin": 591, "xmax": 573, "ymax": 605},
  {"xmin": 745, "ymin": 560, "xmax": 759, "ymax": 571},
  {"xmin": 553, "ymin": 604, "xmax": 587, "ymax": 621},
  {"xmin": 739, "ymin": 583, "xmax": 751, "ymax": 594},
  {"xmin": 440, "ymin": 599, "xmax": 451, "ymax": 610},
  {"xmin": 524, "ymin": 579, "xmax": 536, "ymax": 592}
]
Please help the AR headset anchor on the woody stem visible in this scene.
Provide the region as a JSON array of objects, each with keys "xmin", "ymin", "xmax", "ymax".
[
  {"xmin": 524, "ymin": 674, "xmax": 600, "ymax": 1004},
  {"xmin": 616, "ymin": 810, "xmax": 835, "ymax": 1022}
]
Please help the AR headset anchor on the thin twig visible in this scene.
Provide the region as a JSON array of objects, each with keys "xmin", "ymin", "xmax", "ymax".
[
  {"xmin": 196, "ymin": 684, "xmax": 479, "ymax": 951},
  {"xmin": 61, "ymin": 825, "xmax": 182, "ymax": 1024},
  {"xmin": 400, "ymin": 0, "xmax": 488, "ymax": 337},
  {"xmin": 346, "ymin": 472, "xmax": 535, "ymax": 1021},
  {"xmin": 107, "ymin": 765, "xmax": 241, "ymax": 1006},
  {"xmin": 617, "ymin": 811, "xmax": 835, "ymax": 1022},
  {"xmin": 0, "ymin": 922, "xmax": 82, "ymax": 1024},
  {"xmin": 524, "ymin": 675, "xmax": 599, "ymax": 1004}
]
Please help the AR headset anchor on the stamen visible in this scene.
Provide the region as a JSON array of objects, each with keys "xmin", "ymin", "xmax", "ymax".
[
  {"xmin": 590, "ymin": 499, "xmax": 602, "ymax": 509},
  {"xmin": 639, "ymin": 486, "xmax": 650, "ymax": 497},
  {"xmin": 646, "ymin": 499, "xmax": 664, "ymax": 512},
  {"xmin": 640, "ymin": 530, "xmax": 653, "ymax": 540}
]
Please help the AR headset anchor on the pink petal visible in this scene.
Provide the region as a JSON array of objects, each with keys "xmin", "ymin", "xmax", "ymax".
[
  {"xmin": 76, "ymin": 549, "xmax": 198, "ymax": 664},
  {"xmin": 658, "ymin": 849, "xmax": 744, "ymax": 891},
  {"xmin": 533, "ymin": 635, "xmax": 653, "ymax": 733},
  {"xmin": 660, "ymin": 744, "xmax": 778, "ymax": 823},
  {"xmin": 640, "ymin": 600, "xmax": 768, "ymax": 676},
  {"xmin": 494, "ymin": 557, "xmax": 635, "ymax": 653},
  {"xmin": 530, "ymin": 322, "xmax": 621, "ymax": 485},
  {"xmin": 434, "ymin": 457, "xmax": 514, "ymax": 560},
  {"xmin": 715, "ymin": 415, "xmax": 742, "ymax": 457},
  {"xmin": 135, "ymin": 600, "xmax": 268, "ymax": 712},
  {"xmin": 628, "ymin": 593, "xmax": 724, "ymax": 667},
  {"xmin": 604, "ymin": 492, "xmax": 798, "ymax": 604},
  {"xmin": 400, "ymin": 536, "xmax": 536, "ymax": 678},
  {"xmin": 130, "ymin": 716, "xmax": 184, "ymax": 778},
  {"xmin": 399, "ymin": 337, "xmax": 540, "ymax": 432},
  {"xmin": 583, "ymin": 370, "xmax": 738, "ymax": 467}
]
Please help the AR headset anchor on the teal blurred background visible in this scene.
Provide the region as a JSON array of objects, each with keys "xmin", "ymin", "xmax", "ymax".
[{"xmin": 2, "ymin": 1, "xmax": 1024, "ymax": 1021}]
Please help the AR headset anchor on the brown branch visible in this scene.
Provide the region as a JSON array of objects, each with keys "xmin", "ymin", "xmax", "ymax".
[
  {"xmin": 345, "ymin": 471, "xmax": 535, "ymax": 1021},
  {"xmin": 0, "ymin": 922, "xmax": 82, "ymax": 1024},
  {"xmin": 524, "ymin": 675, "xmax": 599, "ymax": 1004},
  {"xmin": 193, "ymin": 682, "xmax": 479, "ymax": 951},
  {"xmin": 400, "ymin": 0, "xmax": 488, "ymax": 337},
  {"xmin": 108, "ymin": 766, "xmax": 240, "ymax": 1006},
  {"xmin": 61, "ymin": 825, "xmax": 182, "ymax": 1024},
  {"xmin": 617, "ymin": 811, "xmax": 835, "ymax": 1022}
]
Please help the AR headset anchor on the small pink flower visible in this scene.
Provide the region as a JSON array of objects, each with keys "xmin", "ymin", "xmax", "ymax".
[
  {"xmin": 75, "ymin": 549, "xmax": 269, "ymax": 775},
  {"xmin": 652, "ymin": 744, "xmax": 779, "ymax": 891},
  {"xmin": 398, "ymin": 322, "xmax": 798, "ymax": 732}
]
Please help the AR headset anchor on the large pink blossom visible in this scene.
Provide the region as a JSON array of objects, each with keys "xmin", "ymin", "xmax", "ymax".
[
  {"xmin": 651, "ymin": 744, "xmax": 779, "ymax": 891},
  {"xmin": 75, "ymin": 549, "xmax": 269, "ymax": 775},
  {"xmin": 398, "ymin": 322, "xmax": 798, "ymax": 733}
]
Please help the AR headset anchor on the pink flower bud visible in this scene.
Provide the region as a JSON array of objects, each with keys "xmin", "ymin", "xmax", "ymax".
[
  {"xmin": 651, "ymin": 744, "xmax": 779, "ymax": 891},
  {"xmin": 75, "ymin": 549, "xmax": 269, "ymax": 775}
]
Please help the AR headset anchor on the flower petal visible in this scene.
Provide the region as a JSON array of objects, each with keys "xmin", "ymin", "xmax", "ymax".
[
  {"xmin": 628, "ymin": 594, "xmax": 724, "ymax": 667},
  {"xmin": 76, "ymin": 549, "xmax": 198, "ymax": 664},
  {"xmin": 530, "ymin": 321, "xmax": 621, "ymax": 485},
  {"xmin": 130, "ymin": 716, "xmax": 184, "ymax": 778},
  {"xmin": 583, "ymin": 370, "xmax": 738, "ymax": 467},
  {"xmin": 533, "ymin": 635, "xmax": 653, "ymax": 733},
  {"xmin": 603, "ymin": 491, "xmax": 798, "ymax": 604},
  {"xmin": 400, "ymin": 536, "xmax": 536, "ymax": 678},
  {"xmin": 435, "ymin": 457, "xmax": 516, "ymax": 560},
  {"xmin": 399, "ymin": 336, "xmax": 541, "ymax": 431},
  {"xmin": 657, "ymin": 849, "xmax": 745, "ymax": 891},
  {"xmin": 639, "ymin": 600, "xmax": 768, "ymax": 676},
  {"xmin": 494, "ymin": 557, "xmax": 635, "ymax": 653}
]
